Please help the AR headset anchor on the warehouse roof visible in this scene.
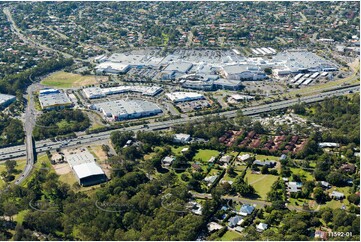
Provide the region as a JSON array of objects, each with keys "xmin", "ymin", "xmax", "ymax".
[
  {"xmin": 222, "ymin": 64, "xmax": 260, "ymax": 74},
  {"xmin": 72, "ymin": 162, "xmax": 105, "ymax": 180},
  {"xmin": 66, "ymin": 150, "xmax": 96, "ymax": 168},
  {"xmin": 38, "ymin": 92, "xmax": 72, "ymax": 109},
  {"xmin": 164, "ymin": 62, "xmax": 193, "ymax": 73},
  {"xmin": 165, "ymin": 92, "xmax": 204, "ymax": 102},
  {"xmin": 96, "ymin": 62, "xmax": 129, "ymax": 72},
  {"xmin": 94, "ymin": 99, "xmax": 162, "ymax": 118},
  {"xmin": 83, "ymin": 85, "xmax": 163, "ymax": 99},
  {"xmin": 272, "ymin": 51, "xmax": 338, "ymax": 72},
  {"xmin": 0, "ymin": 93, "xmax": 16, "ymax": 106}
]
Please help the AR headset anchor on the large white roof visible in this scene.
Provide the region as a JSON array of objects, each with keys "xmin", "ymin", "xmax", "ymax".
[
  {"xmin": 165, "ymin": 92, "xmax": 204, "ymax": 102},
  {"xmin": 66, "ymin": 150, "xmax": 96, "ymax": 168},
  {"xmin": 96, "ymin": 62, "xmax": 129, "ymax": 71},
  {"xmin": 0, "ymin": 93, "xmax": 16, "ymax": 106},
  {"xmin": 72, "ymin": 162, "xmax": 105, "ymax": 180}
]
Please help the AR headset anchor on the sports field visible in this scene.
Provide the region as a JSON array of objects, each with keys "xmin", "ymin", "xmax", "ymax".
[{"xmin": 41, "ymin": 71, "xmax": 107, "ymax": 88}]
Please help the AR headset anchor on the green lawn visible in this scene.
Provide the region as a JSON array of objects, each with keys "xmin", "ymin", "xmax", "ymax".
[
  {"xmin": 14, "ymin": 209, "xmax": 30, "ymax": 225},
  {"xmin": 244, "ymin": 170, "xmax": 279, "ymax": 200},
  {"xmin": 255, "ymin": 154, "xmax": 280, "ymax": 161},
  {"xmin": 171, "ymin": 146, "xmax": 189, "ymax": 156},
  {"xmin": 290, "ymin": 168, "xmax": 314, "ymax": 181},
  {"xmin": 41, "ymin": 71, "xmax": 100, "ymax": 88},
  {"xmin": 59, "ymin": 171, "xmax": 77, "ymax": 187},
  {"xmin": 289, "ymin": 197, "xmax": 312, "ymax": 208},
  {"xmin": 0, "ymin": 158, "xmax": 27, "ymax": 187},
  {"xmin": 220, "ymin": 230, "xmax": 242, "ymax": 241},
  {"xmin": 223, "ymin": 171, "xmax": 242, "ymax": 182},
  {"xmin": 321, "ymin": 196, "xmax": 350, "ymax": 210},
  {"xmin": 194, "ymin": 149, "xmax": 220, "ymax": 162}
]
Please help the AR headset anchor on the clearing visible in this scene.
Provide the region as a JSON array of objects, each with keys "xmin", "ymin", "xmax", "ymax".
[{"xmin": 245, "ymin": 170, "xmax": 279, "ymax": 200}]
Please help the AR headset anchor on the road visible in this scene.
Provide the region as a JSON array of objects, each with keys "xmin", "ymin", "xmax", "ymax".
[
  {"xmin": 0, "ymin": 85, "xmax": 358, "ymax": 162},
  {"xmin": 14, "ymin": 82, "xmax": 38, "ymax": 185},
  {"xmin": 192, "ymin": 192, "xmax": 319, "ymax": 213}
]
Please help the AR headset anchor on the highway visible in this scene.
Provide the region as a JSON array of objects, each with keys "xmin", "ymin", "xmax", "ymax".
[{"xmin": 0, "ymin": 85, "xmax": 359, "ymax": 163}]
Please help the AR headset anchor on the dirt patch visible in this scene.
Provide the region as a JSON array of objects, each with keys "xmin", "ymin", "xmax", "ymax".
[
  {"xmin": 91, "ymin": 145, "xmax": 108, "ymax": 162},
  {"xmin": 53, "ymin": 163, "xmax": 71, "ymax": 175}
]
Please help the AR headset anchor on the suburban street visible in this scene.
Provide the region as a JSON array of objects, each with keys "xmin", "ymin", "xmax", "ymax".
[{"xmin": 3, "ymin": 7, "xmax": 75, "ymax": 60}]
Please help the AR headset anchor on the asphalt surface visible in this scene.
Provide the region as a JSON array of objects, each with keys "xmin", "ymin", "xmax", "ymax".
[
  {"xmin": 0, "ymin": 85, "xmax": 359, "ymax": 164},
  {"xmin": 14, "ymin": 84, "xmax": 37, "ymax": 185}
]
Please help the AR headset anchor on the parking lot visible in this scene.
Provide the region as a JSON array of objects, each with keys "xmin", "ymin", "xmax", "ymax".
[{"xmin": 175, "ymin": 99, "xmax": 211, "ymax": 113}]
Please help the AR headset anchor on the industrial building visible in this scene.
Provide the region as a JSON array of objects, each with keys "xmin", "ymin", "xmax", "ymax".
[
  {"xmin": 65, "ymin": 150, "xmax": 107, "ymax": 187},
  {"xmin": 272, "ymin": 51, "xmax": 338, "ymax": 74},
  {"xmin": 0, "ymin": 93, "xmax": 16, "ymax": 109},
  {"xmin": 220, "ymin": 65, "xmax": 267, "ymax": 80},
  {"xmin": 214, "ymin": 79, "xmax": 243, "ymax": 90},
  {"xmin": 38, "ymin": 89, "xmax": 73, "ymax": 110},
  {"xmin": 83, "ymin": 85, "xmax": 163, "ymax": 99},
  {"xmin": 72, "ymin": 162, "xmax": 107, "ymax": 186},
  {"xmin": 165, "ymin": 92, "xmax": 205, "ymax": 102},
  {"xmin": 94, "ymin": 49, "xmax": 338, "ymax": 84},
  {"xmin": 164, "ymin": 61, "xmax": 193, "ymax": 73},
  {"xmin": 95, "ymin": 62, "xmax": 130, "ymax": 74},
  {"xmin": 66, "ymin": 150, "xmax": 97, "ymax": 167},
  {"xmin": 92, "ymin": 99, "xmax": 162, "ymax": 121}
]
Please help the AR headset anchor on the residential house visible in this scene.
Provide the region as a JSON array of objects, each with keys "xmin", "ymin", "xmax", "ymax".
[
  {"xmin": 162, "ymin": 156, "xmax": 175, "ymax": 169},
  {"xmin": 181, "ymin": 147, "xmax": 189, "ymax": 153},
  {"xmin": 228, "ymin": 215, "xmax": 244, "ymax": 228},
  {"xmin": 330, "ymin": 191, "xmax": 345, "ymax": 200},
  {"xmin": 204, "ymin": 175, "xmax": 218, "ymax": 186},
  {"xmin": 339, "ymin": 163, "xmax": 356, "ymax": 173},
  {"xmin": 287, "ymin": 182, "xmax": 303, "ymax": 193},
  {"xmin": 280, "ymin": 154, "xmax": 287, "ymax": 161},
  {"xmin": 208, "ymin": 156, "xmax": 216, "ymax": 163},
  {"xmin": 239, "ymin": 204, "xmax": 255, "ymax": 216},
  {"xmin": 238, "ymin": 153, "xmax": 252, "ymax": 162},
  {"xmin": 207, "ymin": 222, "xmax": 223, "ymax": 232},
  {"xmin": 256, "ymin": 223, "xmax": 268, "ymax": 232},
  {"xmin": 192, "ymin": 163, "xmax": 202, "ymax": 172},
  {"xmin": 253, "ymin": 160, "xmax": 276, "ymax": 168},
  {"xmin": 173, "ymin": 133, "xmax": 191, "ymax": 143},
  {"xmin": 219, "ymin": 155, "xmax": 232, "ymax": 164},
  {"xmin": 319, "ymin": 181, "xmax": 331, "ymax": 189}
]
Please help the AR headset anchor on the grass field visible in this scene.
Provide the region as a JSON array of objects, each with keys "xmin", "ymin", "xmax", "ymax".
[
  {"xmin": 194, "ymin": 149, "xmax": 220, "ymax": 162},
  {"xmin": 256, "ymin": 154, "xmax": 280, "ymax": 161},
  {"xmin": 0, "ymin": 158, "xmax": 27, "ymax": 188},
  {"xmin": 244, "ymin": 170, "xmax": 279, "ymax": 200},
  {"xmin": 220, "ymin": 230, "xmax": 241, "ymax": 241},
  {"xmin": 59, "ymin": 171, "xmax": 77, "ymax": 187},
  {"xmin": 41, "ymin": 71, "xmax": 106, "ymax": 88},
  {"xmin": 290, "ymin": 167, "xmax": 314, "ymax": 181}
]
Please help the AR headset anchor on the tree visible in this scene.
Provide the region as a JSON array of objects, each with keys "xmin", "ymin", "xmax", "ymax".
[
  {"xmin": 347, "ymin": 194, "xmax": 360, "ymax": 205},
  {"xmin": 326, "ymin": 171, "xmax": 346, "ymax": 186},
  {"xmin": 261, "ymin": 165, "xmax": 269, "ymax": 174},
  {"xmin": 313, "ymin": 187, "xmax": 327, "ymax": 204},
  {"xmin": 5, "ymin": 160, "xmax": 17, "ymax": 175}
]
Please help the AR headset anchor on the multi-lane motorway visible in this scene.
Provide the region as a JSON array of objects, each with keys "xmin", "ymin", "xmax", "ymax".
[{"xmin": 1, "ymin": 85, "xmax": 359, "ymax": 166}]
